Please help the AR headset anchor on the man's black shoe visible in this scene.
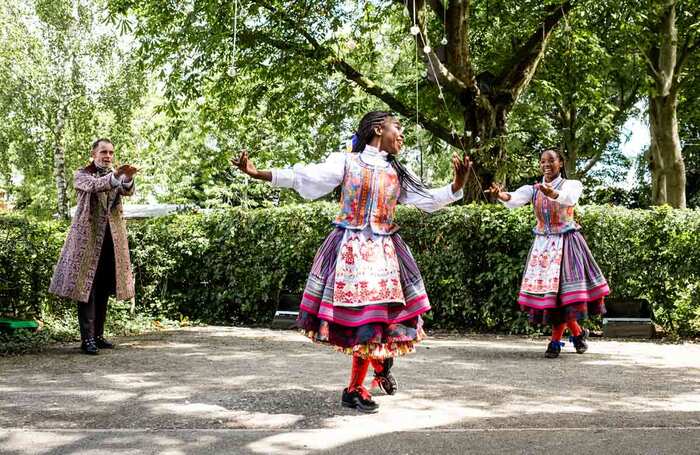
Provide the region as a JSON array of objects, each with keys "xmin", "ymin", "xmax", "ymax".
[
  {"xmin": 81, "ymin": 338, "xmax": 99, "ymax": 355},
  {"xmin": 95, "ymin": 336, "xmax": 114, "ymax": 349}
]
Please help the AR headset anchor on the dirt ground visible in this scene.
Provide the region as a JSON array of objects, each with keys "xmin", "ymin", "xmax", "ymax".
[{"xmin": 2, "ymin": 326, "xmax": 700, "ymax": 454}]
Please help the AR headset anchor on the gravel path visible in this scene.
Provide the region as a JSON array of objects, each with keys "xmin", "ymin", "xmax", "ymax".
[{"xmin": 2, "ymin": 326, "xmax": 700, "ymax": 454}]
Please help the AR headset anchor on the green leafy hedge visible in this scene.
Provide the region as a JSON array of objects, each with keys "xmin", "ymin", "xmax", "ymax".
[
  {"xmin": 2, "ymin": 204, "xmax": 699, "ymax": 335},
  {"xmin": 0, "ymin": 214, "xmax": 67, "ymax": 319}
]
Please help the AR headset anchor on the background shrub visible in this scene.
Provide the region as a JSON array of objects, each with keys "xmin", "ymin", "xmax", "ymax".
[{"xmin": 1, "ymin": 204, "xmax": 699, "ymax": 336}]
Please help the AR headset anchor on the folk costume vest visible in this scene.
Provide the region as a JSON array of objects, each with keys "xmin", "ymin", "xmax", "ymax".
[
  {"xmin": 532, "ymin": 178, "xmax": 580, "ymax": 235},
  {"xmin": 333, "ymin": 152, "xmax": 401, "ymax": 235}
]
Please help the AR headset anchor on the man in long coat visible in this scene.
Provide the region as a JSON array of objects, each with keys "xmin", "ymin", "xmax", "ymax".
[{"xmin": 49, "ymin": 138, "xmax": 138, "ymax": 354}]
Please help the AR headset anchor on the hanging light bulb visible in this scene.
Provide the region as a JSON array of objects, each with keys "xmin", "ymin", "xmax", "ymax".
[
  {"xmin": 227, "ymin": 65, "xmax": 237, "ymax": 78},
  {"xmin": 441, "ymin": 36, "xmax": 448, "ymax": 46},
  {"xmin": 423, "ymin": 45, "xmax": 432, "ymax": 54},
  {"xmin": 410, "ymin": 25, "xmax": 420, "ymax": 35}
]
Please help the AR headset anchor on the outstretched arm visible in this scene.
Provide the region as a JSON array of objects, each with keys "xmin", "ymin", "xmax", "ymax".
[
  {"xmin": 74, "ymin": 171, "xmax": 114, "ymax": 193},
  {"xmin": 231, "ymin": 150, "xmax": 272, "ymax": 182},
  {"xmin": 538, "ymin": 180, "xmax": 583, "ymax": 206},
  {"xmin": 400, "ymin": 154, "xmax": 471, "ymax": 213},
  {"xmin": 232, "ymin": 149, "xmax": 345, "ymax": 200},
  {"xmin": 490, "ymin": 182, "xmax": 533, "ymax": 208}
]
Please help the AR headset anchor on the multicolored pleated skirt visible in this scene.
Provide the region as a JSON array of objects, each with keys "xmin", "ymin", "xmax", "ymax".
[
  {"xmin": 296, "ymin": 227, "xmax": 430, "ymax": 359},
  {"xmin": 518, "ymin": 230, "xmax": 609, "ymax": 326}
]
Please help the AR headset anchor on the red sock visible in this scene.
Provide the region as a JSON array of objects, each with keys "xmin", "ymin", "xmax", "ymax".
[
  {"xmin": 551, "ymin": 323, "xmax": 566, "ymax": 341},
  {"xmin": 370, "ymin": 358, "xmax": 384, "ymax": 374},
  {"xmin": 348, "ymin": 355, "xmax": 370, "ymax": 392},
  {"xmin": 567, "ymin": 320, "xmax": 582, "ymax": 337}
]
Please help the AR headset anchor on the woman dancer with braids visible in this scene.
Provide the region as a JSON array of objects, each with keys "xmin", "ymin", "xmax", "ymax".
[
  {"xmin": 233, "ymin": 111, "xmax": 471, "ymax": 412},
  {"xmin": 490, "ymin": 149, "xmax": 609, "ymax": 358}
]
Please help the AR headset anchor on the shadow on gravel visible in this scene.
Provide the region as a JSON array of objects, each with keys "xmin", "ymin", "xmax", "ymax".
[{"xmin": 2, "ymin": 327, "xmax": 700, "ymax": 454}]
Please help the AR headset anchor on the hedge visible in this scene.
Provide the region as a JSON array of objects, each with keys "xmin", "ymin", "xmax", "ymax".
[{"xmin": 1, "ymin": 204, "xmax": 699, "ymax": 335}]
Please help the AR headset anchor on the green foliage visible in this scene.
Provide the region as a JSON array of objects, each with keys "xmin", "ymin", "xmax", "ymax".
[
  {"xmin": 0, "ymin": 0, "xmax": 147, "ymax": 217},
  {"xmin": 0, "ymin": 214, "xmax": 66, "ymax": 318},
  {"xmin": 512, "ymin": 1, "xmax": 644, "ymax": 183},
  {"xmin": 0, "ymin": 329, "xmax": 53, "ymax": 356},
  {"xmin": 3, "ymin": 205, "xmax": 700, "ymax": 336}
]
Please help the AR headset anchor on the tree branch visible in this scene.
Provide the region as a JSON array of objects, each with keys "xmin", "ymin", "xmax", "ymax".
[
  {"xmin": 428, "ymin": 0, "xmax": 446, "ymax": 23},
  {"xmin": 497, "ymin": 1, "xmax": 573, "ymax": 102},
  {"xmin": 404, "ymin": 0, "xmax": 470, "ymax": 94},
  {"xmin": 252, "ymin": 0, "xmax": 466, "ymax": 149},
  {"xmin": 332, "ymin": 59, "xmax": 465, "ymax": 148},
  {"xmin": 674, "ymin": 36, "xmax": 700, "ymax": 82},
  {"xmin": 577, "ymin": 79, "xmax": 641, "ymax": 178},
  {"xmin": 393, "ymin": 0, "xmax": 446, "ymax": 25},
  {"xmin": 444, "ymin": 0, "xmax": 471, "ymax": 81},
  {"xmin": 640, "ymin": 45, "xmax": 663, "ymax": 84},
  {"xmin": 579, "ymin": 151, "xmax": 602, "ymax": 176},
  {"xmin": 614, "ymin": 80, "xmax": 642, "ymax": 123}
]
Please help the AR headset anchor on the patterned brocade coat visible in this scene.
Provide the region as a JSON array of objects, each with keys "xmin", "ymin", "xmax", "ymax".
[{"xmin": 49, "ymin": 162, "xmax": 135, "ymax": 303}]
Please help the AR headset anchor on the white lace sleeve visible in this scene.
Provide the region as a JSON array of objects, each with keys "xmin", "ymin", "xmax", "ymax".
[
  {"xmin": 399, "ymin": 182, "xmax": 463, "ymax": 213},
  {"xmin": 550, "ymin": 180, "xmax": 583, "ymax": 206},
  {"xmin": 270, "ymin": 152, "xmax": 346, "ymax": 200},
  {"xmin": 500, "ymin": 184, "xmax": 534, "ymax": 209}
]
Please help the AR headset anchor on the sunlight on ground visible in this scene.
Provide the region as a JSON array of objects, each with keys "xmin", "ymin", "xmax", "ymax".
[
  {"xmin": 4, "ymin": 328, "xmax": 700, "ymax": 454},
  {"xmin": 1, "ymin": 431, "xmax": 81, "ymax": 454},
  {"xmin": 247, "ymin": 397, "xmax": 491, "ymax": 454},
  {"xmin": 150, "ymin": 402, "xmax": 304, "ymax": 428},
  {"xmin": 581, "ymin": 341, "xmax": 700, "ymax": 369},
  {"xmin": 0, "ymin": 431, "xmax": 223, "ymax": 455},
  {"xmin": 103, "ymin": 372, "xmax": 162, "ymax": 388}
]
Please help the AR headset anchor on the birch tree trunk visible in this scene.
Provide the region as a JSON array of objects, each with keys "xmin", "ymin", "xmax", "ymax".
[{"xmin": 53, "ymin": 110, "xmax": 69, "ymax": 219}]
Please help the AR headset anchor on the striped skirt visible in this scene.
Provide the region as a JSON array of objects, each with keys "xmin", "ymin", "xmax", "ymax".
[
  {"xmin": 520, "ymin": 230, "xmax": 609, "ymax": 326},
  {"xmin": 296, "ymin": 227, "xmax": 430, "ymax": 359}
]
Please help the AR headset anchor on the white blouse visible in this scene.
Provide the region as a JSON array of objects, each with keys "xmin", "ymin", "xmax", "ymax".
[
  {"xmin": 270, "ymin": 145, "xmax": 463, "ymax": 213},
  {"xmin": 500, "ymin": 175, "xmax": 583, "ymax": 209}
]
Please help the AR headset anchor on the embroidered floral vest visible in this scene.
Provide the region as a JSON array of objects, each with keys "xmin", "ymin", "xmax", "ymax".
[
  {"xmin": 532, "ymin": 178, "xmax": 580, "ymax": 235},
  {"xmin": 333, "ymin": 153, "xmax": 401, "ymax": 235}
]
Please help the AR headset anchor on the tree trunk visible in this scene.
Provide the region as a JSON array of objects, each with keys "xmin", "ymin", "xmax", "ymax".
[
  {"xmin": 53, "ymin": 114, "xmax": 69, "ymax": 219},
  {"xmin": 649, "ymin": 93, "xmax": 686, "ymax": 207},
  {"xmin": 647, "ymin": 1, "xmax": 686, "ymax": 208},
  {"xmin": 558, "ymin": 102, "xmax": 578, "ymax": 179}
]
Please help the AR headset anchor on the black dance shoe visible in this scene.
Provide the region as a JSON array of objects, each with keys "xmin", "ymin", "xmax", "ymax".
[
  {"xmin": 95, "ymin": 336, "xmax": 114, "ymax": 349},
  {"xmin": 80, "ymin": 338, "xmax": 99, "ymax": 355},
  {"xmin": 341, "ymin": 388, "xmax": 379, "ymax": 413},
  {"xmin": 544, "ymin": 340, "xmax": 561, "ymax": 358},
  {"xmin": 372, "ymin": 358, "xmax": 398, "ymax": 395},
  {"xmin": 572, "ymin": 328, "xmax": 589, "ymax": 354}
]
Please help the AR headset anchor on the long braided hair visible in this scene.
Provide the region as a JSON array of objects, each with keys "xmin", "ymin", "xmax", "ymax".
[{"xmin": 351, "ymin": 111, "xmax": 431, "ymax": 198}]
